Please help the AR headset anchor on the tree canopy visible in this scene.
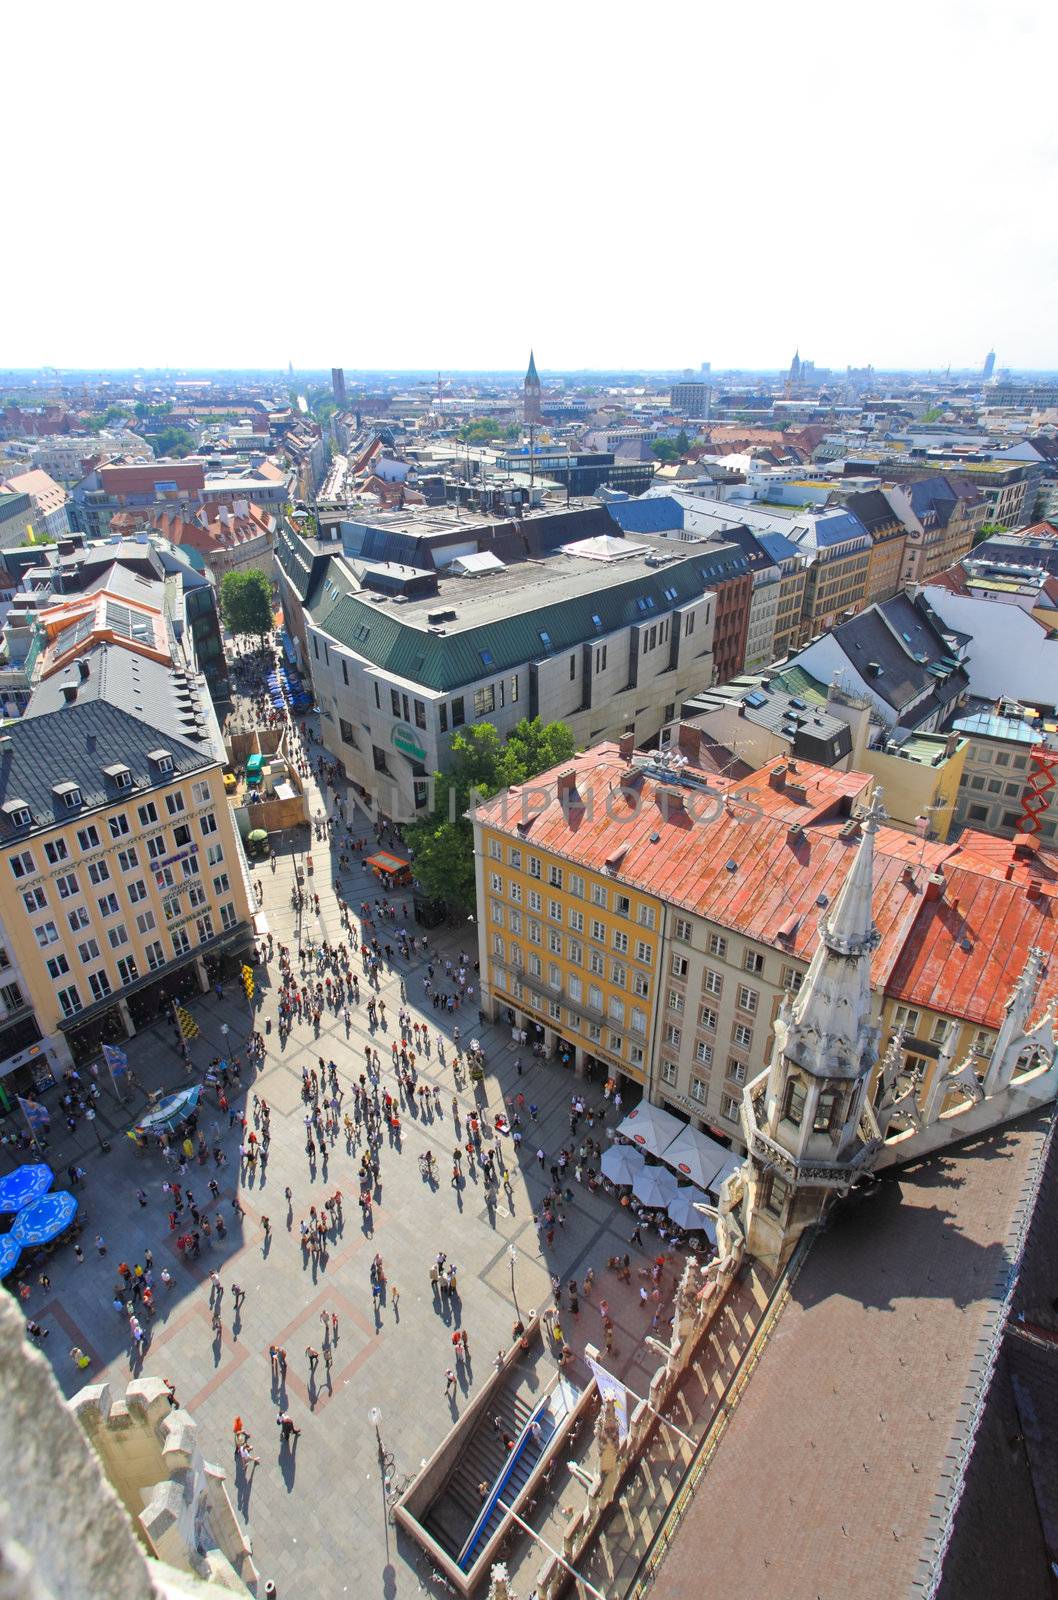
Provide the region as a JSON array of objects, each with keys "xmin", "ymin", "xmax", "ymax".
[
  {"xmin": 220, "ymin": 569, "xmax": 273, "ymax": 640},
  {"xmin": 458, "ymin": 417, "xmax": 506, "ymax": 444},
  {"xmin": 404, "ymin": 717, "xmax": 575, "ymax": 913},
  {"xmin": 146, "ymin": 425, "xmax": 198, "ymax": 458},
  {"xmin": 652, "ymin": 429, "xmax": 691, "ymax": 462}
]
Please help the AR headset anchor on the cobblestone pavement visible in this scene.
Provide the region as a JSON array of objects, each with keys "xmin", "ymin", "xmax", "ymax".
[{"xmin": 8, "ymin": 748, "xmax": 696, "ymax": 1600}]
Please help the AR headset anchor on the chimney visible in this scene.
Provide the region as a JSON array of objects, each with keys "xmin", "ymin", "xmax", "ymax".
[
  {"xmin": 617, "ymin": 732, "xmax": 635, "ymax": 761},
  {"xmin": 769, "ymin": 764, "xmax": 787, "ymax": 791},
  {"xmin": 78, "ymin": 658, "xmax": 90, "ymax": 682},
  {"xmin": 556, "ymin": 769, "xmax": 577, "ymax": 798},
  {"xmin": 1027, "ymin": 879, "xmax": 1043, "ymax": 901},
  {"xmin": 61, "ymin": 678, "xmax": 77, "ymax": 704},
  {"xmin": 923, "ymin": 872, "xmax": 944, "ymax": 901}
]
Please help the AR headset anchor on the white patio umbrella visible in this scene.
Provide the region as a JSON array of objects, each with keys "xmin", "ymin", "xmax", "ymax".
[
  {"xmin": 632, "ymin": 1165, "xmax": 680, "ymax": 1208},
  {"xmin": 666, "ymin": 1187, "xmax": 716, "ymax": 1241},
  {"xmin": 617, "ymin": 1102, "xmax": 686, "ymax": 1157},
  {"xmin": 659, "ymin": 1125, "xmax": 729, "ymax": 1190},
  {"xmin": 601, "ymin": 1144, "xmax": 646, "ymax": 1185}
]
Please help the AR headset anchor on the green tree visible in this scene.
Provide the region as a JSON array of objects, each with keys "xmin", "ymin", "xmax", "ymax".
[
  {"xmin": 653, "ymin": 438, "xmax": 681, "ymax": 462},
  {"xmin": 146, "ymin": 426, "xmax": 198, "ymax": 458},
  {"xmin": 220, "ymin": 569, "xmax": 273, "ymax": 641},
  {"xmin": 404, "ymin": 716, "xmax": 575, "ymax": 913},
  {"xmin": 458, "ymin": 418, "xmax": 504, "ymax": 444}
]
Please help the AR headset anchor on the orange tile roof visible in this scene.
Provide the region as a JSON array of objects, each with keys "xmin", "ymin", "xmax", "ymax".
[{"xmin": 477, "ymin": 743, "xmax": 1058, "ymax": 1026}]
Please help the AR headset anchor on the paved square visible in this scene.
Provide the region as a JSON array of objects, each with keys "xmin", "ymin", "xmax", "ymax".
[{"xmin": 6, "ymin": 764, "xmax": 703, "ymax": 1599}]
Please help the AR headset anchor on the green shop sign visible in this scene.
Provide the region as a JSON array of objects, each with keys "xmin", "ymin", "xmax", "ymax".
[{"xmin": 391, "ymin": 723, "xmax": 427, "ymax": 763}]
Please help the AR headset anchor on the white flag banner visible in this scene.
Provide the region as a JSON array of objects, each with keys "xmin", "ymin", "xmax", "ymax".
[{"xmin": 586, "ymin": 1354, "xmax": 630, "ymax": 1441}]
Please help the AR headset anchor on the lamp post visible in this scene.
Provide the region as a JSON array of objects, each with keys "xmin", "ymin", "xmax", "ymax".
[
  {"xmin": 220, "ymin": 1023, "xmax": 230, "ymax": 1058},
  {"xmin": 369, "ymin": 1405, "xmax": 383, "ymax": 1456},
  {"xmin": 507, "ymin": 1244, "xmax": 521, "ymax": 1325}
]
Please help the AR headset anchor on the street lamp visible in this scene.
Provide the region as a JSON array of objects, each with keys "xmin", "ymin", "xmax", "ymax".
[
  {"xmin": 507, "ymin": 1244, "xmax": 521, "ymax": 1324},
  {"xmin": 369, "ymin": 1405, "xmax": 383, "ymax": 1454}
]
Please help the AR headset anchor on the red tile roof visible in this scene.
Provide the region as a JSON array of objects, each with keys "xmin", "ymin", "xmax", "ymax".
[{"xmin": 477, "ymin": 743, "xmax": 1058, "ymax": 1027}]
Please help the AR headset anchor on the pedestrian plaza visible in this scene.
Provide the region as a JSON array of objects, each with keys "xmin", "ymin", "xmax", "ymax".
[{"xmin": 6, "ymin": 743, "xmax": 702, "ymax": 1599}]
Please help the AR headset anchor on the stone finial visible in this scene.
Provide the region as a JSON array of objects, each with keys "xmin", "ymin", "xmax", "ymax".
[{"xmin": 487, "ymin": 1561, "xmax": 514, "ymax": 1600}]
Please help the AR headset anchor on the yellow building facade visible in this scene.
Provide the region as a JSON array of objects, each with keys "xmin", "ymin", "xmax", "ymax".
[{"xmin": 476, "ymin": 822, "xmax": 663, "ymax": 1087}]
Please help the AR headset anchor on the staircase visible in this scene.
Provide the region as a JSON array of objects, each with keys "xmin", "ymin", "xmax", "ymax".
[{"xmin": 422, "ymin": 1381, "xmax": 576, "ymax": 1569}]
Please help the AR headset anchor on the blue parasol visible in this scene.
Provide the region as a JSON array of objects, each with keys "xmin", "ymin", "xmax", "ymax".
[
  {"xmin": 132, "ymin": 1084, "xmax": 202, "ymax": 1138},
  {"xmin": 0, "ymin": 1232, "xmax": 21, "ymax": 1277},
  {"xmin": 0, "ymin": 1163, "xmax": 54, "ymax": 1214},
  {"xmin": 11, "ymin": 1190, "xmax": 78, "ymax": 1246}
]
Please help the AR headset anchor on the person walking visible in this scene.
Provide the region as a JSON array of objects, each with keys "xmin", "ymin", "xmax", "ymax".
[{"xmin": 444, "ymin": 1368, "xmax": 457, "ymax": 1397}]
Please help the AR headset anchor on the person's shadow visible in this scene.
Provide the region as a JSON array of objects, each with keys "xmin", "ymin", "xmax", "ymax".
[{"xmin": 278, "ymin": 1435, "xmax": 297, "ymax": 1492}]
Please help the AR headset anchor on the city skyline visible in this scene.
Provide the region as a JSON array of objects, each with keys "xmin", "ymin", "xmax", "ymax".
[{"xmin": 7, "ymin": 1, "xmax": 1057, "ymax": 372}]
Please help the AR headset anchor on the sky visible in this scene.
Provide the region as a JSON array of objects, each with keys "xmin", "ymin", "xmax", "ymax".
[{"xmin": 9, "ymin": 0, "xmax": 1058, "ymax": 373}]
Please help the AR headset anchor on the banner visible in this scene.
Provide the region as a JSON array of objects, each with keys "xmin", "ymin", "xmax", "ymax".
[
  {"xmin": 174, "ymin": 1004, "xmax": 200, "ymax": 1041},
  {"xmin": 16, "ymin": 1095, "xmax": 50, "ymax": 1131},
  {"xmin": 102, "ymin": 1043, "xmax": 128, "ymax": 1078},
  {"xmin": 586, "ymin": 1354, "xmax": 630, "ymax": 1441}
]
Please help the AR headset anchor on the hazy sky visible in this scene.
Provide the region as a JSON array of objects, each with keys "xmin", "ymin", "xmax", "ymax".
[{"xmin": 9, "ymin": 1, "xmax": 1058, "ymax": 372}]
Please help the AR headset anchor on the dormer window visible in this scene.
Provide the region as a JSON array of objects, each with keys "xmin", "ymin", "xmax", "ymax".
[
  {"xmin": 147, "ymin": 749, "xmax": 174, "ymax": 775},
  {"xmin": 104, "ymin": 763, "xmax": 133, "ymax": 791},
  {"xmin": 2, "ymin": 800, "xmax": 31, "ymax": 830},
  {"xmin": 53, "ymin": 782, "xmax": 82, "ymax": 810}
]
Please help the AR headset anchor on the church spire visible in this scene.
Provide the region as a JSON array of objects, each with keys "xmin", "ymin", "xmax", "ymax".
[
  {"xmin": 526, "ymin": 349, "xmax": 539, "ymax": 384},
  {"xmin": 524, "ymin": 349, "xmax": 542, "ymax": 425}
]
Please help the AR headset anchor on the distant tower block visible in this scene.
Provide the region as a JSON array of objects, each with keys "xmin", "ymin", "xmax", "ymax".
[
  {"xmin": 982, "ymin": 350, "xmax": 996, "ymax": 382},
  {"xmin": 332, "ymin": 367, "xmax": 347, "ymax": 405},
  {"xmin": 524, "ymin": 350, "xmax": 543, "ymax": 426}
]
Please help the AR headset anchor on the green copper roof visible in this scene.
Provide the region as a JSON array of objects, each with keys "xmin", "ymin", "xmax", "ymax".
[
  {"xmin": 525, "ymin": 350, "xmax": 540, "ymax": 385},
  {"xmin": 312, "ymin": 548, "xmax": 741, "ymax": 694}
]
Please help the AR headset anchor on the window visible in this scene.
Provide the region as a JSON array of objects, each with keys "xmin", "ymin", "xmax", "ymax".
[
  {"xmin": 97, "ymin": 893, "xmax": 120, "ymax": 917},
  {"xmin": 219, "ymin": 901, "xmax": 238, "ymax": 931},
  {"xmin": 703, "ymin": 969, "xmax": 723, "ymax": 996},
  {"xmin": 46, "ymin": 954, "xmax": 70, "ymax": 979},
  {"xmin": 631, "ymin": 1007, "xmax": 646, "ymax": 1034},
  {"xmin": 569, "ymin": 872, "xmax": 584, "ymax": 898},
  {"xmin": 691, "ymin": 1076, "xmax": 708, "ymax": 1103},
  {"xmin": 147, "ymin": 836, "xmax": 166, "ymax": 861},
  {"xmin": 89, "ymin": 971, "xmax": 112, "ymax": 1002},
  {"xmin": 930, "ymin": 1017, "xmax": 951, "ymax": 1045},
  {"xmin": 587, "ymin": 983, "xmax": 604, "ymax": 1011},
  {"xmin": 727, "ymin": 1058, "xmax": 747, "ymax": 1083},
  {"xmin": 548, "ymin": 899, "xmax": 562, "ymax": 922},
  {"xmin": 634, "ymin": 940, "xmax": 652, "ymax": 965},
  {"xmin": 508, "ymin": 847, "xmax": 522, "ymax": 870},
  {"xmin": 173, "ymin": 824, "xmax": 192, "ymax": 849},
  {"xmin": 566, "ymin": 937, "xmax": 581, "ymax": 964},
  {"xmin": 135, "ymin": 909, "xmax": 156, "ymax": 935},
  {"xmin": 172, "ymin": 928, "xmax": 191, "ymax": 957},
  {"xmin": 615, "ymin": 894, "xmax": 631, "ymax": 918},
  {"xmin": 782, "ymin": 966, "xmax": 804, "ymax": 994},
  {"xmin": 732, "ymin": 1022, "xmax": 753, "ymax": 1049},
  {"xmin": 206, "ymin": 843, "xmax": 224, "ymax": 868},
  {"xmin": 510, "ymin": 674, "xmax": 519, "ymax": 703},
  {"xmin": 737, "ymin": 985, "xmax": 758, "ymax": 1014},
  {"xmin": 893, "ymin": 1006, "xmax": 920, "ymax": 1034},
  {"xmin": 612, "ymin": 930, "xmax": 628, "ymax": 954},
  {"xmin": 108, "ymin": 924, "xmax": 129, "ymax": 950},
  {"xmin": 782, "ymin": 1079, "xmax": 807, "ymax": 1125},
  {"xmin": 488, "ymin": 839, "xmax": 502, "ymax": 862},
  {"xmin": 607, "ymin": 1032, "xmax": 623, "ymax": 1055},
  {"xmin": 145, "ymin": 940, "xmax": 165, "ymax": 971},
  {"xmin": 213, "ymin": 872, "xmax": 230, "ymax": 895},
  {"xmin": 452, "ymin": 697, "xmax": 465, "ymax": 728},
  {"xmin": 707, "ymin": 933, "xmax": 727, "ymax": 958},
  {"xmin": 761, "ymin": 1170, "xmax": 788, "ymax": 1216},
  {"xmin": 138, "ymin": 802, "xmax": 158, "ymax": 826},
  {"xmin": 967, "ymin": 804, "xmax": 988, "ymax": 821},
  {"xmin": 743, "ymin": 949, "xmax": 765, "ymax": 975},
  {"xmin": 594, "ymin": 644, "xmax": 607, "ymax": 673},
  {"xmin": 528, "ymin": 920, "xmax": 541, "ymax": 945},
  {"xmin": 591, "ymin": 884, "xmax": 607, "ymax": 907},
  {"xmin": 629, "ymin": 1045, "xmax": 644, "ymax": 1068},
  {"xmin": 568, "ymin": 908, "xmax": 584, "ymax": 933},
  {"xmin": 10, "ymin": 851, "xmax": 34, "ymax": 880},
  {"xmin": 720, "ymin": 1094, "xmax": 741, "ymax": 1121},
  {"xmin": 57, "ymin": 984, "xmax": 82, "ymax": 1018},
  {"xmin": 200, "ymin": 812, "xmax": 218, "ymax": 837},
  {"xmin": 671, "ymin": 953, "xmax": 688, "ymax": 979},
  {"xmin": 44, "ymin": 839, "xmax": 68, "ymax": 865},
  {"xmin": 509, "ymin": 882, "xmax": 522, "ymax": 905},
  {"xmin": 491, "ymin": 901, "xmax": 505, "ymax": 927},
  {"xmin": 67, "ymin": 906, "xmax": 90, "ymax": 932},
  {"xmin": 34, "ymin": 921, "xmax": 58, "ymax": 948},
  {"xmin": 118, "ymin": 847, "xmax": 139, "ymax": 873},
  {"xmin": 192, "ymin": 780, "xmax": 211, "ymax": 805},
  {"xmin": 88, "ymin": 861, "xmax": 110, "ymax": 885},
  {"xmin": 59, "ymin": 786, "xmax": 82, "ymax": 809},
  {"xmin": 117, "ymin": 956, "xmax": 139, "ymax": 985},
  {"xmin": 22, "ymin": 886, "xmax": 46, "ymax": 913},
  {"xmin": 569, "ymin": 654, "xmax": 576, "ymax": 680},
  {"xmin": 814, "ymin": 1088, "xmax": 843, "ymax": 1132},
  {"xmin": 509, "ymin": 910, "xmax": 523, "ymax": 936},
  {"xmin": 589, "ymin": 948, "xmax": 604, "ymax": 977},
  {"xmin": 549, "ymin": 962, "xmax": 562, "ymax": 991},
  {"xmin": 661, "ymin": 1061, "xmax": 678, "ymax": 1086},
  {"xmin": 548, "ymin": 930, "xmax": 562, "ymax": 955},
  {"xmin": 667, "ymin": 987, "xmax": 684, "ymax": 1012},
  {"xmin": 528, "ymin": 856, "xmax": 541, "ymax": 880},
  {"xmin": 637, "ymin": 905, "xmax": 656, "ymax": 930},
  {"xmin": 699, "ymin": 1004, "xmax": 718, "ymax": 1030},
  {"xmin": 414, "ymin": 699, "xmax": 426, "ymax": 730},
  {"xmin": 474, "ymin": 684, "xmax": 495, "ymax": 717},
  {"xmin": 695, "ymin": 1040, "xmax": 713, "ymax": 1065},
  {"xmin": 128, "ymin": 879, "xmax": 148, "ymax": 904},
  {"xmin": 664, "ymin": 1023, "xmax": 682, "ymax": 1047},
  {"xmin": 528, "ymin": 890, "xmax": 541, "ymax": 912},
  {"xmin": 528, "ymin": 953, "xmax": 542, "ymax": 978},
  {"xmin": 633, "ymin": 971, "xmax": 650, "ymax": 998},
  {"xmin": 490, "ymin": 872, "xmax": 503, "ymax": 894},
  {"xmin": 611, "ymin": 960, "xmax": 627, "ymax": 987},
  {"xmin": 674, "ymin": 917, "xmax": 693, "ymax": 942},
  {"xmin": 109, "ymin": 813, "xmax": 130, "ymax": 839},
  {"xmin": 76, "ymin": 825, "xmax": 100, "ymax": 852}
]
